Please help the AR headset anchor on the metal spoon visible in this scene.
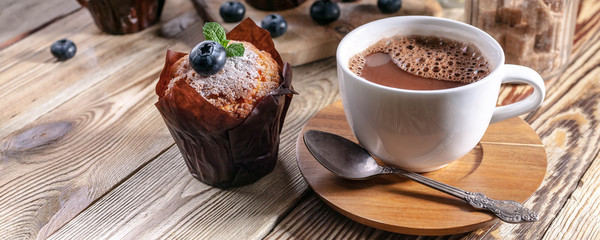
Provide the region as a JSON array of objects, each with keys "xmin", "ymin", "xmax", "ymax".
[{"xmin": 303, "ymin": 130, "xmax": 539, "ymax": 223}]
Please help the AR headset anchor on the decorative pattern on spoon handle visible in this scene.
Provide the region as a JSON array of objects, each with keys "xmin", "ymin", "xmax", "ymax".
[
  {"xmin": 380, "ymin": 166, "xmax": 398, "ymax": 175},
  {"xmin": 385, "ymin": 166, "xmax": 539, "ymax": 223},
  {"xmin": 464, "ymin": 192, "xmax": 539, "ymax": 223}
]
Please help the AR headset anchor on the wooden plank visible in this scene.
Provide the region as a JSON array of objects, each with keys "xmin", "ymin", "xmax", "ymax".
[
  {"xmin": 0, "ymin": 48, "xmax": 173, "ymax": 239},
  {"xmin": 264, "ymin": 193, "xmax": 382, "ymax": 240},
  {"xmin": 194, "ymin": 0, "xmax": 442, "ymax": 66},
  {"xmin": 0, "ymin": 9, "xmax": 139, "ymax": 140},
  {"xmin": 47, "ymin": 146, "xmax": 304, "ymax": 239},
  {"xmin": 0, "ymin": 0, "xmax": 80, "ymax": 49},
  {"xmin": 0, "ymin": 0, "xmax": 190, "ymax": 140},
  {"xmin": 46, "ymin": 58, "xmax": 341, "ymax": 239},
  {"xmin": 541, "ymin": 154, "xmax": 600, "ymax": 240},
  {"xmin": 265, "ymin": 193, "xmax": 469, "ymax": 240},
  {"xmin": 0, "ymin": 0, "xmax": 200, "ymax": 239}
]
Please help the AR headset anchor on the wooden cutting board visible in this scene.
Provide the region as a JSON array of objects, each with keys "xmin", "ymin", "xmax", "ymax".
[
  {"xmin": 192, "ymin": 0, "xmax": 443, "ymax": 66},
  {"xmin": 296, "ymin": 101, "xmax": 547, "ymax": 235}
]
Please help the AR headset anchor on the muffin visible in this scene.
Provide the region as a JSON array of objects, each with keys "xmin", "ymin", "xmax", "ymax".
[
  {"xmin": 245, "ymin": 0, "xmax": 306, "ymax": 11},
  {"xmin": 155, "ymin": 19, "xmax": 294, "ymax": 187},
  {"xmin": 165, "ymin": 41, "xmax": 281, "ymax": 119},
  {"xmin": 77, "ymin": 0, "xmax": 165, "ymax": 34}
]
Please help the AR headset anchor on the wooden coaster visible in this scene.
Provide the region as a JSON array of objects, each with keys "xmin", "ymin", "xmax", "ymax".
[
  {"xmin": 194, "ymin": 0, "xmax": 442, "ymax": 66},
  {"xmin": 296, "ymin": 101, "xmax": 547, "ymax": 235}
]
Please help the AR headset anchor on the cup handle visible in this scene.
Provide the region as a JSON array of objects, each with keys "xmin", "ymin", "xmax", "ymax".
[{"xmin": 490, "ymin": 64, "xmax": 546, "ymax": 123}]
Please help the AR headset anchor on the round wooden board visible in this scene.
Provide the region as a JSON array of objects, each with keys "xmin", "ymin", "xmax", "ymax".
[
  {"xmin": 296, "ymin": 101, "xmax": 547, "ymax": 235},
  {"xmin": 197, "ymin": 0, "xmax": 442, "ymax": 66}
]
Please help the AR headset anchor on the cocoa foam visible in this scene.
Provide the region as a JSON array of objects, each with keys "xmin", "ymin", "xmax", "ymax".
[{"xmin": 349, "ymin": 36, "xmax": 492, "ymax": 83}]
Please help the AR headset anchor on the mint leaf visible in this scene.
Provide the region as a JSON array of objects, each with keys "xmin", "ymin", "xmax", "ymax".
[
  {"xmin": 225, "ymin": 43, "xmax": 245, "ymax": 57},
  {"xmin": 202, "ymin": 22, "xmax": 245, "ymax": 58},
  {"xmin": 203, "ymin": 22, "xmax": 228, "ymax": 47}
]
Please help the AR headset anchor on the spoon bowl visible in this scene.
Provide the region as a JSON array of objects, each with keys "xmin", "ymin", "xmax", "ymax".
[{"xmin": 303, "ymin": 130, "xmax": 383, "ymax": 179}]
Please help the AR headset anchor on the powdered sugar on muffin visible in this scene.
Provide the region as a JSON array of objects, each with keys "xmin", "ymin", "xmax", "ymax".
[{"xmin": 166, "ymin": 41, "xmax": 281, "ymax": 119}]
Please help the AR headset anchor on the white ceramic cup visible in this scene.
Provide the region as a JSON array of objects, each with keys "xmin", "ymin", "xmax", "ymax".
[{"xmin": 336, "ymin": 16, "xmax": 545, "ymax": 172}]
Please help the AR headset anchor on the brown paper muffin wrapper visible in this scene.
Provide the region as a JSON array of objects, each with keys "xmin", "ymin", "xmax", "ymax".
[
  {"xmin": 155, "ymin": 19, "xmax": 295, "ymax": 188},
  {"xmin": 77, "ymin": 0, "xmax": 165, "ymax": 35}
]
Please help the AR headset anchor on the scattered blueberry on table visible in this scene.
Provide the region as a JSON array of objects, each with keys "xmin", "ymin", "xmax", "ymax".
[
  {"xmin": 377, "ymin": 0, "xmax": 402, "ymax": 14},
  {"xmin": 189, "ymin": 40, "xmax": 227, "ymax": 76},
  {"xmin": 50, "ymin": 39, "xmax": 76, "ymax": 61},
  {"xmin": 219, "ymin": 1, "xmax": 246, "ymax": 22},
  {"xmin": 261, "ymin": 14, "xmax": 287, "ymax": 38},
  {"xmin": 310, "ymin": 0, "xmax": 340, "ymax": 25}
]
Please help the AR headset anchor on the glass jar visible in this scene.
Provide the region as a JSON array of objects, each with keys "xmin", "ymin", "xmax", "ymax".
[
  {"xmin": 439, "ymin": 0, "xmax": 465, "ymax": 8},
  {"xmin": 465, "ymin": 0, "xmax": 579, "ymax": 78}
]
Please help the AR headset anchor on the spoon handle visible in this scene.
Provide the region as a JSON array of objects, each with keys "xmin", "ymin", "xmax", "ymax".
[{"xmin": 381, "ymin": 166, "xmax": 539, "ymax": 223}]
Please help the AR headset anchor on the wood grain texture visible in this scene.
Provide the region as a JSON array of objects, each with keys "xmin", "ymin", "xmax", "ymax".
[
  {"xmin": 0, "ymin": 0, "xmax": 598, "ymax": 238},
  {"xmin": 262, "ymin": 1, "xmax": 600, "ymax": 239},
  {"xmin": 0, "ymin": 52, "xmax": 172, "ymax": 240},
  {"xmin": 296, "ymin": 101, "xmax": 546, "ymax": 235},
  {"xmin": 0, "ymin": 0, "xmax": 196, "ymax": 239},
  {"xmin": 0, "ymin": 1, "xmax": 192, "ymax": 140},
  {"xmin": 541, "ymin": 154, "xmax": 600, "ymax": 240},
  {"xmin": 571, "ymin": 0, "xmax": 600, "ymax": 57},
  {"xmin": 194, "ymin": 0, "xmax": 442, "ymax": 66},
  {"xmin": 46, "ymin": 58, "xmax": 340, "ymax": 239},
  {"xmin": 0, "ymin": 0, "xmax": 81, "ymax": 49},
  {"xmin": 265, "ymin": 193, "xmax": 470, "ymax": 240}
]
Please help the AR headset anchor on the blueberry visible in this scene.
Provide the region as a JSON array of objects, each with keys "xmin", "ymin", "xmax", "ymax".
[
  {"xmin": 261, "ymin": 14, "xmax": 287, "ymax": 38},
  {"xmin": 310, "ymin": 0, "xmax": 340, "ymax": 25},
  {"xmin": 50, "ymin": 39, "xmax": 76, "ymax": 61},
  {"xmin": 189, "ymin": 41, "xmax": 227, "ymax": 76},
  {"xmin": 219, "ymin": 1, "xmax": 245, "ymax": 22},
  {"xmin": 377, "ymin": 0, "xmax": 402, "ymax": 14}
]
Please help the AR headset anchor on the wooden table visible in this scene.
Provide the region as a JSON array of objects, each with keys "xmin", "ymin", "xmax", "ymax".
[{"xmin": 1, "ymin": 0, "xmax": 599, "ymax": 239}]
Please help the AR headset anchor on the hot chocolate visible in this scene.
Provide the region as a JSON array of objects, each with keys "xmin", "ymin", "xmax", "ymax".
[{"xmin": 349, "ymin": 36, "xmax": 492, "ymax": 90}]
